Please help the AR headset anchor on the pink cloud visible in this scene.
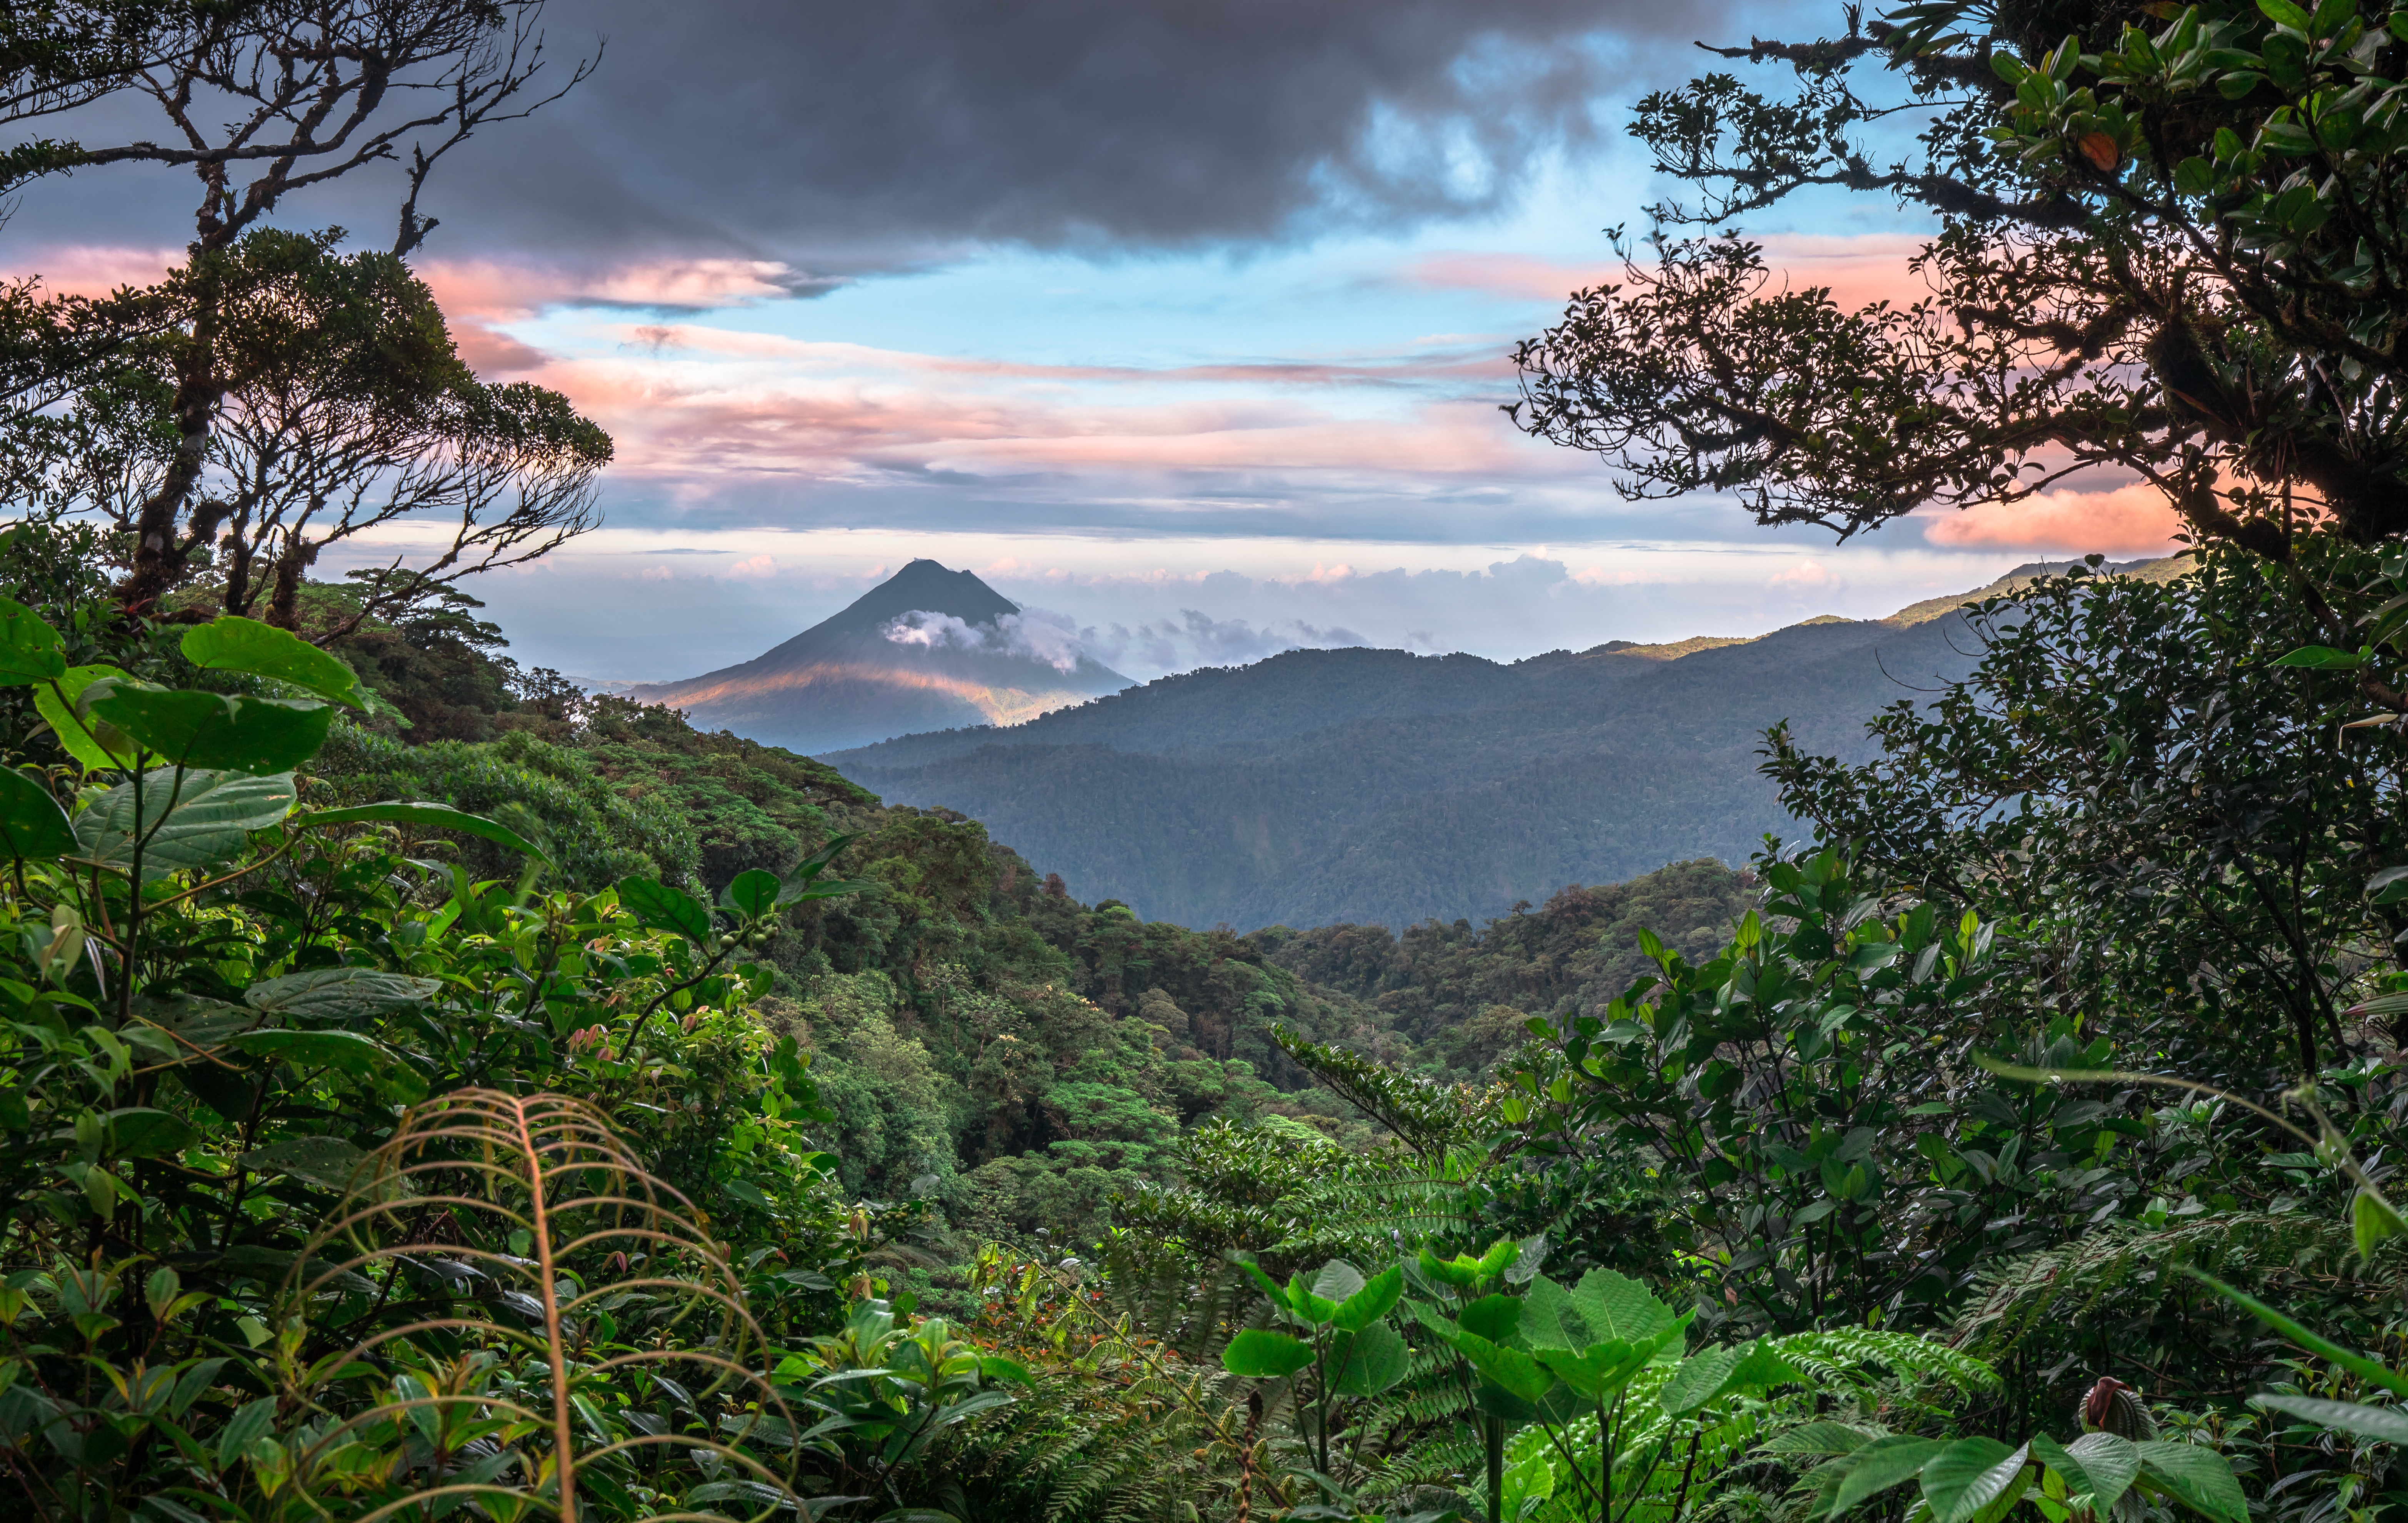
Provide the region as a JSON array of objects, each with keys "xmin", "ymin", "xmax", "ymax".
[
  {"xmin": 1404, "ymin": 252, "xmax": 1616, "ymax": 301},
  {"xmin": 1408, "ymin": 233, "xmax": 1931, "ymax": 315},
  {"xmin": 1767, "ymin": 559, "xmax": 1844, "ymax": 596},
  {"xmin": 485, "ymin": 316, "xmax": 1561, "ymax": 494},
  {"xmin": 1755, "ymin": 234, "xmax": 1932, "ymax": 312},
  {"xmin": 0, "ymin": 245, "xmax": 179, "ymax": 296},
  {"xmin": 0, "ymin": 244, "xmax": 1575, "ymax": 503},
  {"xmin": 415, "ymin": 257, "xmax": 818, "ymax": 321},
  {"xmin": 1925, "ymin": 481, "xmax": 2183, "ymax": 554}
]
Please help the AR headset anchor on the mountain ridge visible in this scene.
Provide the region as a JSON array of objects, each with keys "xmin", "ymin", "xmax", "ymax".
[{"xmin": 823, "ymin": 555, "xmax": 2187, "ymax": 930}]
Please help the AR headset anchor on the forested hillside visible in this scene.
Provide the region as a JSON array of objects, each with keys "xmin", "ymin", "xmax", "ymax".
[
  {"xmin": 833, "ymin": 609, "xmax": 1975, "ymax": 929},
  {"xmin": 832, "ymin": 560, "xmax": 2184, "ymax": 934}
]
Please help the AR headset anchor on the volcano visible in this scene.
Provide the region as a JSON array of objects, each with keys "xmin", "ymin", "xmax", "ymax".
[{"xmin": 625, "ymin": 560, "xmax": 1129, "ymax": 755}]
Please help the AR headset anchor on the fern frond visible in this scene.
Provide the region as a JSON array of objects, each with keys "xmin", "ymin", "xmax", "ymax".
[
  {"xmin": 274, "ymin": 1088, "xmax": 803, "ymax": 1522},
  {"xmin": 1768, "ymin": 1328, "xmax": 2000, "ymax": 1397},
  {"xmin": 1949, "ymin": 1212, "xmax": 2375, "ymax": 1360}
]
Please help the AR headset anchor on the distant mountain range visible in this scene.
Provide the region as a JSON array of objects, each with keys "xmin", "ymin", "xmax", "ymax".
[
  {"xmin": 628, "ymin": 559, "xmax": 1128, "ymax": 755},
  {"xmin": 822, "ymin": 557, "xmax": 2185, "ymax": 931}
]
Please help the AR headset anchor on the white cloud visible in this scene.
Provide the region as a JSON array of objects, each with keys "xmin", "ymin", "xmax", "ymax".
[
  {"xmin": 1766, "ymin": 560, "xmax": 1843, "ymax": 597},
  {"xmin": 1087, "ymin": 610, "xmax": 1369, "ymax": 671},
  {"xmin": 882, "ymin": 608, "xmax": 1090, "ymax": 674}
]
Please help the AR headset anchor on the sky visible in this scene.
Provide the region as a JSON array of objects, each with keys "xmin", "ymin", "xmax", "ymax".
[{"xmin": 2, "ymin": 0, "xmax": 2182, "ymax": 684}]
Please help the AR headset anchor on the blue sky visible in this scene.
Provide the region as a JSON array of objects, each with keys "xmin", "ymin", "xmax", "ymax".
[{"xmin": 6, "ymin": 0, "xmax": 2176, "ymax": 682}]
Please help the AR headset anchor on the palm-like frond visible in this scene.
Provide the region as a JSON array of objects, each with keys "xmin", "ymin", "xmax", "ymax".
[{"xmin": 273, "ymin": 1088, "xmax": 803, "ymax": 1521}]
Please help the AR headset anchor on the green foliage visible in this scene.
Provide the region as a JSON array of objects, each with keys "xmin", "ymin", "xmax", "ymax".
[
  {"xmin": 0, "ymin": 586, "xmax": 939, "ymax": 1520},
  {"xmin": 840, "ymin": 619, "xmax": 1990, "ymax": 932},
  {"xmin": 1500, "ymin": 848, "xmax": 2175, "ymax": 1339},
  {"xmin": 1767, "ymin": 547, "xmax": 2405, "ymax": 1085},
  {"xmin": 313, "ymin": 722, "xmax": 698, "ymax": 889}
]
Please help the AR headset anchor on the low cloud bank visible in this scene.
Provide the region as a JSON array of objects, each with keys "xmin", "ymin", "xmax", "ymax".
[
  {"xmin": 883, "ymin": 609, "xmax": 1087, "ymax": 674},
  {"xmin": 884, "ymin": 605, "xmax": 1366, "ymax": 676}
]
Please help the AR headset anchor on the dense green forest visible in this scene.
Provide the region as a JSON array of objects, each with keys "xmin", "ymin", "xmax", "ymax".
[
  {"xmin": 12, "ymin": 4, "xmax": 2408, "ymax": 1523},
  {"xmin": 833, "ymin": 618, "xmax": 1986, "ymax": 931},
  {"xmin": 830, "ymin": 560, "xmax": 2202, "ymax": 935}
]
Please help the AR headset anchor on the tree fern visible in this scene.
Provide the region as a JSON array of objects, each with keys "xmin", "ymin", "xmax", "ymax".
[
  {"xmin": 1950, "ymin": 1212, "xmax": 2378, "ymax": 1361},
  {"xmin": 1771, "ymin": 1329, "xmax": 2001, "ymax": 1400},
  {"xmin": 948, "ymin": 1250, "xmax": 1254, "ymax": 1520}
]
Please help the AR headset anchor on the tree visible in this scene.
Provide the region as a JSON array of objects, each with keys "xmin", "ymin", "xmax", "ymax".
[
  {"xmin": 0, "ymin": 0, "xmax": 595, "ymax": 609},
  {"xmin": 1768, "ymin": 549, "xmax": 2408, "ymax": 1082},
  {"xmin": 34, "ymin": 231, "xmax": 608, "ymax": 631},
  {"xmin": 1508, "ymin": 1, "xmax": 2408, "ymax": 677}
]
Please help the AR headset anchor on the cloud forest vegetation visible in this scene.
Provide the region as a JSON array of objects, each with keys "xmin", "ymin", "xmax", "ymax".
[{"xmin": 4, "ymin": 2, "xmax": 2408, "ymax": 1523}]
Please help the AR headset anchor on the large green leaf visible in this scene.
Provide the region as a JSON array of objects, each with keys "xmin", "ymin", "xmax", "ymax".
[
  {"xmin": 85, "ymin": 687, "xmax": 332, "ymax": 774},
  {"xmin": 1331, "ymin": 1264, "xmax": 1402, "ymax": 1332},
  {"xmin": 298, "ymin": 801, "xmax": 547, "ymax": 861},
  {"xmin": 1282, "ymin": 1272, "xmax": 1341, "ymax": 1327},
  {"xmin": 1459, "ymin": 1293, "xmax": 1521, "ymax": 1342},
  {"xmin": 1659, "ymin": 1344, "xmax": 1740, "ymax": 1416},
  {"xmin": 230, "ymin": 1030, "xmax": 424, "ymax": 1100},
  {"xmin": 1919, "ymin": 1439, "xmax": 2025, "ymax": 1523},
  {"xmin": 35, "ymin": 665, "xmax": 134, "ymax": 772},
  {"xmin": 230, "ymin": 1029, "xmax": 392, "ymax": 1075},
  {"xmin": 0, "ymin": 766, "xmax": 73, "ymax": 860},
  {"xmin": 1453, "ymin": 1327, "xmax": 1556, "ymax": 1403},
  {"xmin": 1536, "ymin": 1338, "xmax": 1648, "ymax": 1401},
  {"xmin": 1830, "ymin": 1436, "xmax": 1948, "ymax": 1516},
  {"xmin": 2060, "ymin": 1432, "xmax": 2140, "ymax": 1513},
  {"xmin": 72, "ymin": 770, "xmax": 297, "ymax": 879},
  {"xmin": 2252, "ymin": 1395, "xmax": 2408, "ymax": 1445},
  {"xmin": 244, "ymin": 968, "xmax": 442, "ymax": 1025},
  {"xmin": 1332, "ymin": 1321, "xmax": 1410, "ymax": 1396},
  {"xmin": 1521, "ymin": 1274, "xmax": 1583, "ymax": 1349},
  {"xmin": 1500, "ymin": 1447, "xmax": 1555, "ymax": 1523},
  {"xmin": 181, "ymin": 616, "xmax": 361, "ymax": 707},
  {"xmin": 130, "ymin": 996, "xmax": 269, "ymax": 1061},
  {"xmin": 2134, "ymin": 1441, "xmax": 2248, "ymax": 1523},
  {"xmin": 106, "ymin": 1107, "xmax": 198, "ymax": 1159},
  {"xmin": 2028, "ymin": 1434, "xmax": 2094, "ymax": 1503},
  {"xmin": 724, "ymin": 867, "xmax": 783, "ymax": 919},
  {"xmin": 0, "ymin": 597, "xmax": 64, "ymax": 685},
  {"xmin": 619, "ymin": 876, "xmax": 714, "ymax": 948},
  {"xmin": 1416, "ymin": 1246, "xmax": 1483, "ymax": 1289},
  {"xmin": 1311, "ymin": 1258, "xmax": 1367, "ymax": 1304},
  {"xmin": 240, "ymin": 1135, "xmax": 375, "ymax": 1191},
  {"xmin": 1221, "ymin": 1328, "xmax": 1314, "ymax": 1380},
  {"xmin": 1568, "ymin": 1267, "xmax": 1677, "ymax": 1343}
]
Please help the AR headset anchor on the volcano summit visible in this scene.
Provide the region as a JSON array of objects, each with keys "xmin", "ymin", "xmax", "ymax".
[{"xmin": 627, "ymin": 560, "xmax": 1129, "ymax": 755}]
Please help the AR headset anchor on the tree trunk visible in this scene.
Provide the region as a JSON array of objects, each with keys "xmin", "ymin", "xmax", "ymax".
[{"xmin": 120, "ymin": 263, "xmax": 225, "ymax": 611}]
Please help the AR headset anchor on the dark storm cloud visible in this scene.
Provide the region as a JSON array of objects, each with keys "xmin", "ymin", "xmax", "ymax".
[{"xmin": 410, "ymin": 0, "xmax": 1731, "ymax": 267}]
